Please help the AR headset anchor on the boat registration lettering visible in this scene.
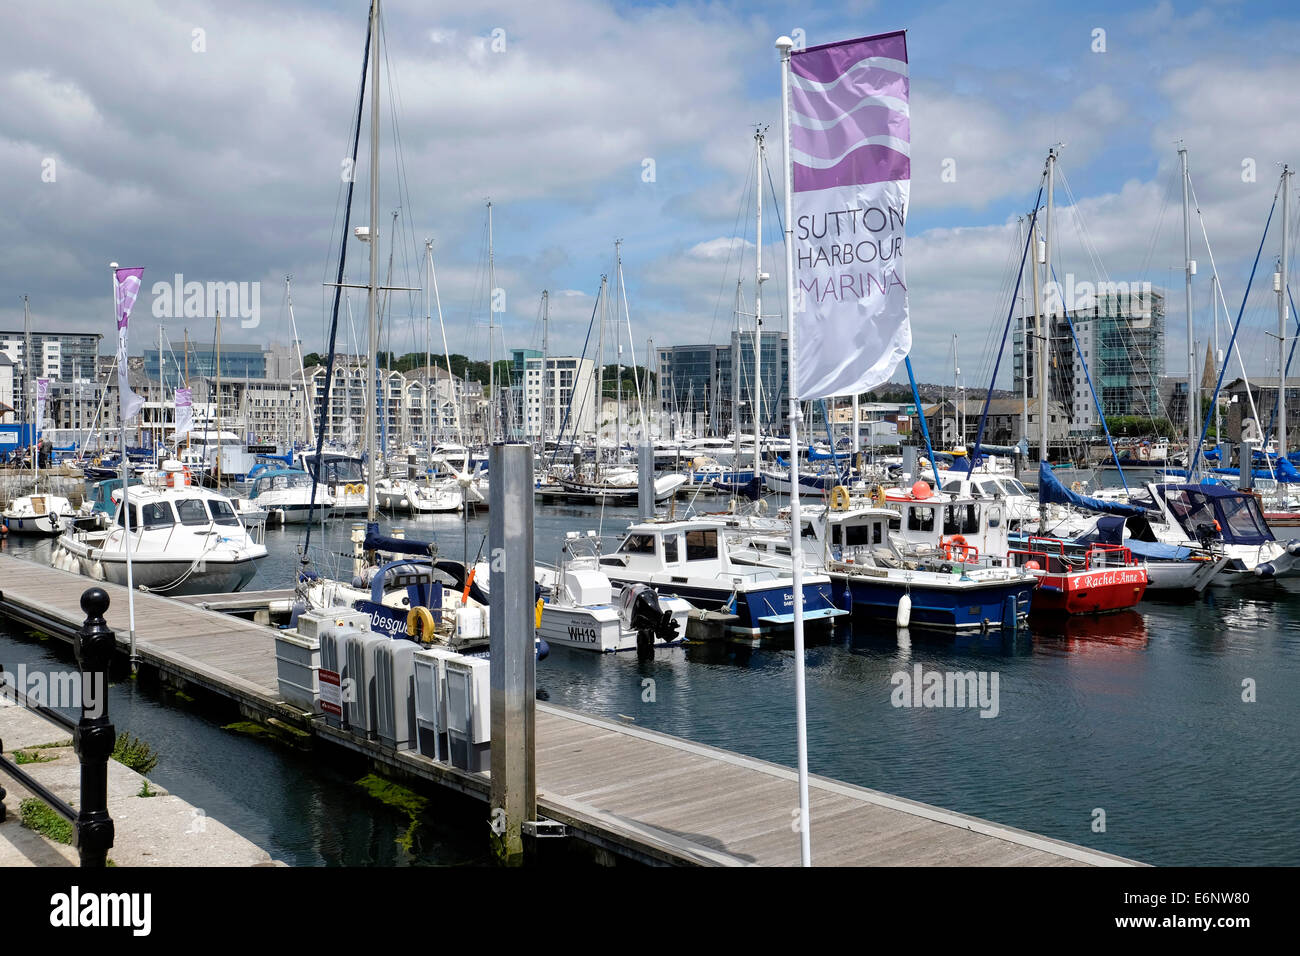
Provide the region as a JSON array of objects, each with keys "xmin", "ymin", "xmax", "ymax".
[{"xmin": 567, "ymin": 625, "xmax": 597, "ymax": 644}]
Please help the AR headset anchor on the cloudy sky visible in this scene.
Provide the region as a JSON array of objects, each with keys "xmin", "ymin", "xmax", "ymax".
[{"xmin": 4, "ymin": 0, "xmax": 1300, "ymax": 395}]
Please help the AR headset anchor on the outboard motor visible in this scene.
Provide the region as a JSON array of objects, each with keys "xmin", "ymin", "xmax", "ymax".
[{"xmin": 618, "ymin": 584, "xmax": 680, "ymax": 659}]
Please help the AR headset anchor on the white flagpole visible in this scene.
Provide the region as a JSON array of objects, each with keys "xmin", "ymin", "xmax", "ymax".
[
  {"xmin": 111, "ymin": 262, "xmax": 139, "ymax": 669},
  {"xmin": 777, "ymin": 34, "xmax": 812, "ymax": 867}
]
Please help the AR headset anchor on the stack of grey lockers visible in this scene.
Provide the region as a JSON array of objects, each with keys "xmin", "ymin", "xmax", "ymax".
[
  {"xmin": 444, "ymin": 655, "xmax": 491, "ymax": 772},
  {"xmin": 374, "ymin": 639, "xmax": 418, "ymax": 750},
  {"xmin": 345, "ymin": 629, "xmax": 390, "ymax": 740},
  {"xmin": 306, "ymin": 609, "xmax": 371, "ymax": 729},
  {"xmin": 413, "ymin": 646, "xmax": 461, "ymax": 762}
]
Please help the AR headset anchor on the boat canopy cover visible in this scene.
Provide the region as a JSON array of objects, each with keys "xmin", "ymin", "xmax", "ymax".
[
  {"xmin": 1155, "ymin": 483, "xmax": 1274, "ymax": 546},
  {"xmin": 1037, "ymin": 461, "xmax": 1146, "ymax": 517},
  {"xmin": 363, "ymin": 522, "xmax": 437, "ymax": 557},
  {"xmin": 1079, "ymin": 515, "xmax": 1194, "ymax": 560}
]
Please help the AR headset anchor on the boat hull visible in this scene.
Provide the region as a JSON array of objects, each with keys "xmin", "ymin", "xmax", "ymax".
[
  {"xmin": 1030, "ymin": 566, "xmax": 1147, "ymax": 614},
  {"xmin": 830, "ymin": 569, "xmax": 1034, "ymax": 634}
]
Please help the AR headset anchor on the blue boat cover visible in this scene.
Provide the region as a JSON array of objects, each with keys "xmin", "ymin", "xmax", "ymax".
[{"xmin": 1037, "ymin": 461, "xmax": 1146, "ymax": 516}]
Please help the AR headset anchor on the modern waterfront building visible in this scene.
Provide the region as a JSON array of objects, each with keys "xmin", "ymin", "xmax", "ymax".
[
  {"xmin": 1012, "ymin": 287, "xmax": 1165, "ymax": 433},
  {"xmin": 509, "ymin": 349, "xmax": 597, "ymax": 441},
  {"xmin": 657, "ymin": 331, "xmax": 790, "ymax": 437}
]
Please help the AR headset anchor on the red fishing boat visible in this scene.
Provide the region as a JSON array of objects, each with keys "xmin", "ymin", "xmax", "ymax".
[{"xmin": 1009, "ymin": 536, "xmax": 1147, "ymax": 614}]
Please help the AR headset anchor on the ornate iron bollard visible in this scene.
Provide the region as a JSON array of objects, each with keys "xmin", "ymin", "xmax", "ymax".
[{"xmin": 72, "ymin": 587, "xmax": 115, "ymax": 867}]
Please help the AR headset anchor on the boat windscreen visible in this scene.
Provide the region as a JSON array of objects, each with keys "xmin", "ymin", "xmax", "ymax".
[{"xmin": 1215, "ymin": 493, "xmax": 1273, "ymax": 545}]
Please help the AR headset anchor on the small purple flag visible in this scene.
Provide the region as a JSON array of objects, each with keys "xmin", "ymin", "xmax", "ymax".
[{"xmin": 114, "ymin": 267, "xmax": 146, "ymax": 422}]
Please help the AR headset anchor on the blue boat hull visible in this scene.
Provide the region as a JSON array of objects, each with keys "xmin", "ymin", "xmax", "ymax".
[
  {"xmin": 606, "ymin": 576, "xmax": 845, "ymax": 632},
  {"xmin": 831, "ymin": 573, "xmax": 1034, "ymax": 634}
]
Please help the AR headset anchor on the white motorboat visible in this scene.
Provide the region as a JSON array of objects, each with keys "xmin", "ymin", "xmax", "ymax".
[
  {"xmin": 533, "ymin": 535, "xmax": 693, "ymax": 652},
  {"xmin": 52, "ymin": 462, "xmax": 268, "ymax": 595},
  {"xmin": 246, "ymin": 467, "xmax": 334, "ymax": 524},
  {"xmin": 375, "ymin": 476, "xmax": 463, "ymax": 514},
  {"xmin": 3, "ymin": 493, "xmax": 77, "ymax": 536}
]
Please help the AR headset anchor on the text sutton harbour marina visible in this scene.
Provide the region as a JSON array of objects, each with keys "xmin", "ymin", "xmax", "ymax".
[{"xmin": 0, "ymin": 0, "xmax": 1292, "ymax": 938}]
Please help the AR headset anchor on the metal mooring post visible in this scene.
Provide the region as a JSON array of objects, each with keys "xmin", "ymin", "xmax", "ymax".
[
  {"xmin": 488, "ymin": 443, "xmax": 536, "ymax": 865},
  {"xmin": 73, "ymin": 587, "xmax": 115, "ymax": 867}
]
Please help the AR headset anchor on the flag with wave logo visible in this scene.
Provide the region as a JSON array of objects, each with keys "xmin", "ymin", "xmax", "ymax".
[
  {"xmin": 174, "ymin": 386, "xmax": 193, "ymax": 439},
  {"xmin": 35, "ymin": 378, "xmax": 49, "ymax": 435},
  {"xmin": 113, "ymin": 267, "xmax": 146, "ymax": 422},
  {"xmin": 787, "ymin": 31, "xmax": 910, "ymax": 399}
]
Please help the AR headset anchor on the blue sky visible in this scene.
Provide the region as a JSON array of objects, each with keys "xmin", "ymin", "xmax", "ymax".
[{"xmin": 3, "ymin": 0, "xmax": 1300, "ymax": 399}]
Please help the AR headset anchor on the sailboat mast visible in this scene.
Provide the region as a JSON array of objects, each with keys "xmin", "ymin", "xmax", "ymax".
[
  {"xmin": 425, "ymin": 238, "xmax": 432, "ymax": 462},
  {"xmin": 541, "ymin": 289, "xmax": 549, "ymax": 450},
  {"xmin": 1280, "ymin": 164, "xmax": 1291, "ymax": 458},
  {"xmin": 487, "ymin": 199, "xmax": 495, "ymax": 444},
  {"xmin": 1179, "ymin": 144, "xmax": 1197, "ymax": 475},
  {"xmin": 1041, "ymin": 147, "xmax": 1057, "ymax": 472},
  {"xmin": 733, "ymin": 278, "xmax": 742, "ymax": 476},
  {"xmin": 754, "ymin": 126, "xmax": 766, "ymax": 481},
  {"xmin": 287, "ymin": 276, "xmax": 313, "ymax": 450},
  {"xmin": 366, "ymin": 0, "xmax": 380, "ymax": 522},
  {"xmin": 1212, "ymin": 273, "xmax": 1221, "ymax": 442},
  {"xmin": 1019, "ymin": 215, "xmax": 1028, "ymax": 442},
  {"xmin": 215, "ymin": 309, "xmax": 222, "ymax": 485},
  {"xmin": 616, "ymin": 240, "xmax": 623, "ymax": 456},
  {"xmin": 24, "ymin": 295, "xmax": 34, "ymax": 487}
]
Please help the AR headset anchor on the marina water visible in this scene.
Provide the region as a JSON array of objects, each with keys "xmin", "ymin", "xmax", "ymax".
[{"xmin": 3, "ymin": 499, "xmax": 1297, "ymax": 866}]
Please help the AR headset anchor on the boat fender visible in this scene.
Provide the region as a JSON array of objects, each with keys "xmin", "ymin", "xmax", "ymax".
[
  {"xmin": 829, "ymin": 485, "xmax": 851, "ymax": 511},
  {"xmin": 407, "ymin": 606, "xmax": 436, "ymax": 640},
  {"xmin": 90, "ymin": 560, "xmax": 105, "ymax": 581},
  {"xmin": 1254, "ymin": 562, "xmax": 1277, "ymax": 578},
  {"xmin": 535, "ymin": 597, "xmax": 544, "ymax": 629},
  {"xmin": 896, "ymin": 593, "xmax": 911, "ymax": 628},
  {"xmin": 1287, "ymin": 539, "xmax": 1300, "ymax": 556}
]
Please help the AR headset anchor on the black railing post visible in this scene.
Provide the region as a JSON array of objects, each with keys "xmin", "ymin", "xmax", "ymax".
[{"xmin": 72, "ymin": 587, "xmax": 115, "ymax": 867}]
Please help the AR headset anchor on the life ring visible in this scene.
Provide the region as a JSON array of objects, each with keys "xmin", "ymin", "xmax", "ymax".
[
  {"xmin": 829, "ymin": 485, "xmax": 851, "ymax": 511},
  {"xmin": 1070, "ymin": 480, "xmax": 1083, "ymax": 493},
  {"xmin": 406, "ymin": 605, "xmax": 436, "ymax": 641},
  {"xmin": 870, "ymin": 484, "xmax": 887, "ymax": 508},
  {"xmin": 1138, "ymin": 445, "xmax": 1151, "ymax": 461},
  {"xmin": 344, "ymin": 482, "xmax": 363, "ymax": 496},
  {"xmin": 941, "ymin": 534, "xmax": 977, "ymax": 563}
]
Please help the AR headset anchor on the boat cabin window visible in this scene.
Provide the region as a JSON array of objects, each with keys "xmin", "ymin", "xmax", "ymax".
[
  {"xmin": 801, "ymin": 521, "xmax": 817, "ymax": 538},
  {"xmin": 140, "ymin": 502, "xmax": 175, "ymax": 528},
  {"xmin": 943, "ymin": 504, "xmax": 981, "ymax": 535},
  {"xmin": 685, "ymin": 528, "xmax": 718, "ymax": 561},
  {"xmin": 978, "ymin": 479, "xmax": 999, "ymax": 496},
  {"xmin": 619, "ymin": 533, "xmax": 656, "ymax": 555},
  {"xmin": 176, "ymin": 498, "xmax": 211, "ymax": 526},
  {"xmin": 907, "ymin": 506, "xmax": 935, "ymax": 533},
  {"xmin": 663, "ymin": 536, "xmax": 679, "ymax": 563},
  {"xmin": 208, "ymin": 499, "xmax": 239, "ymax": 526},
  {"xmin": 840, "ymin": 522, "xmax": 882, "ymax": 547}
]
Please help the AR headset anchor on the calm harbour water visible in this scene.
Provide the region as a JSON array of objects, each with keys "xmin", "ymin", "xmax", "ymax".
[{"xmin": 3, "ymin": 495, "xmax": 1298, "ymax": 866}]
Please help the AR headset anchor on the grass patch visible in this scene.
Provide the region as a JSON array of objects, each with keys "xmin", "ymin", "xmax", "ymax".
[
  {"xmin": 19, "ymin": 798, "xmax": 72, "ymax": 845},
  {"xmin": 13, "ymin": 750, "xmax": 55, "ymax": 765},
  {"xmin": 137, "ymin": 780, "xmax": 158, "ymax": 798},
  {"xmin": 355, "ymin": 773, "xmax": 430, "ymax": 853},
  {"xmin": 111, "ymin": 733, "xmax": 159, "ymax": 775},
  {"xmin": 27, "ymin": 739, "xmax": 73, "ymax": 750}
]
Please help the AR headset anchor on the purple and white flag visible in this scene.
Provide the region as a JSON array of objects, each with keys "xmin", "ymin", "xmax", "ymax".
[
  {"xmin": 788, "ymin": 31, "xmax": 910, "ymax": 399},
  {"xmin": 114, "ymin": 267, "xmax": 146, "ymax": 422},
  {"xmin": 174, "ymin": 386, "xmax": 193, "ymax": 439},
  {"xmin": 35, "ymin": 377, "xmax": 49, "ymax": 435}
]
